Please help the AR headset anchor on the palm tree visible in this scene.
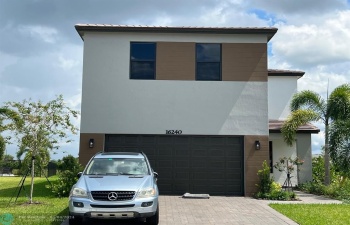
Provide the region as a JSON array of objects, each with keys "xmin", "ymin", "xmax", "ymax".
[
  {"xmin": 281, "ymin": 84, "xmax": 350, "ymax": 185},
  {"xmin": 329, "ymin": 119, "xmax": 350, "ymax": 178}
]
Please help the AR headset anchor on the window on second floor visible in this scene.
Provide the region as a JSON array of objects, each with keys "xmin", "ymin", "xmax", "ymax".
[
  {"xmin": 196, "ymin": 43, "xmax": 221, "ymax": 81},
  {"xmin": 130, "ymin": 42, "xmax": 156, "ymax": 79}
]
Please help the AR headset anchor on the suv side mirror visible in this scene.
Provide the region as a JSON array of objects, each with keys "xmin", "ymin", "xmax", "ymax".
[
  {"xmin": 153, "ymin": 172, "xmax": 158, "ymax": 178},
  {"xmin": 77, "ymin": 172, "xmax": 83, "ymax": 178}
]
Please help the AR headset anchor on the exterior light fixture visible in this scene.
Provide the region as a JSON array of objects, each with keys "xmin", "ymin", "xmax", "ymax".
[
  {"xmin": 89, "ymin": 139, "xmax": 94, "ymax": 148},
  {"xmin": 255, "ymin": 140, "xmax": 260, "ymax": 150}
]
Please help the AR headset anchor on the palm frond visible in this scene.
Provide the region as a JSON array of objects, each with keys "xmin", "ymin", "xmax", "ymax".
[
  {"xmin": 281, "ymin": 109, "xmax": 320, "ymax": 146},
  {"xmin": 329, "ymin": 119, "xmax": 350, "ymax": 176},
  {"xmin": 328, "ymin": 84, "xmax": 350, "ymax": 121},
  {"xmin": 290, "ymin": 90, "xmax": 326, "ymax": 117}
]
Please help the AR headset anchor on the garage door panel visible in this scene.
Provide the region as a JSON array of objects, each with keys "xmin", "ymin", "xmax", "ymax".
[
  {"xmin": 174, "ymin": 148, "xmax": 191, "ymax": 156},
  {"xmin": 173, "ymin": 183, "xmax": 190, "ymax": 194},
  {"xmin": 158, "ymin": 136, "xmax": 174, "ymax": 144},
  {"xmin": 140, "ymin": 136, "xmax": 157, "ymax": 145},
  {"xmin": 192, "ymin": 149, "xmax": 208, "ymax": 156},
  {"xmin": 192, "ymin": 137, "xmax": 209, "ymax": 145},
  {"xmin": 207, "ymin": 137, "xmax": 227, "ymax": 145},
  {"xmin": 193, "ymin": 172, "xmax": 226, "ymax": 180},
  {"xmin": 191, "ymin": 158, "xmax": 209, "ymax": 168},
  {"xmin": 173, "ymin": 136, "xmax": 190, "ymax": 145},
  {"xmin": 105, "ymin": 134, "xmax": 244, "ymax": 196},
  {"xmin": 157, "ymin": 160, "xmax": 173, "ymax": 168},
  {"xmin": 226, "ymin": 161, "xmax": 242, "ymax": 169}
]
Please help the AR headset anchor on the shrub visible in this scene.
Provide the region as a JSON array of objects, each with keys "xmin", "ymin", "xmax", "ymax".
[
  {"xmin": 12, "ymin": 169, "xmax": 21, "ymax": 175},
  {"xmin": 268, "ymin": 190, "xmax": 296, "ymax": 201},
  {"xmin": 255, "ymin": 161, "xmax": 298, "ymax": 200},
  {"xmin": 51, "ymin": 155, "xmax": 83, "ymax": 197},
  {"xmin": 299, "ymin": 182, "xmax": 325, "ymax": 195},
  {"xmin": 256, "ymin": 160, "xmax": 273, "ymax": 197}
]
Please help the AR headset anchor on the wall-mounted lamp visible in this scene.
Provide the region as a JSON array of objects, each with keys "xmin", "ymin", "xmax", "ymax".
[
  {"xmin": 89, "ymin": 139, "xmax": 94, "ymax": 148},
  {"xmin": 255, "ymin": 140, "xmax": 261, "ymax": 150}
]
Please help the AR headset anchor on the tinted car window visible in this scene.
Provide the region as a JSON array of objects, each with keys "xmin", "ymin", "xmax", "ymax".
[{"xmin": 85, "ymin": 158, "xmax": 149, "ymax": 175}]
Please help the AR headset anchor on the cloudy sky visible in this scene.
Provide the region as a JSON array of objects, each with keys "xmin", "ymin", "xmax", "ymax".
[{"xmin": 1, "ymin": 0, "xmax": 350, "ymax": 159}]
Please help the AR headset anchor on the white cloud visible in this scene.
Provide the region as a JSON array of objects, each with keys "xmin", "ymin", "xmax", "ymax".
[
  {"xmin": 18, "ymin": 25, "xmax": 58, "ymax": 44},
  {"xmin": 271, "ymin": 10, "xmax": 350, "ymax": 68}
]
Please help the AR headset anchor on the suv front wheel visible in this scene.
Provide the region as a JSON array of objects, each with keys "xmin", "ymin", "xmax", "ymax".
[
  {"xmin": 69, "ymin": 213, "xmax": 82, "ymax": 225},
  {"xmin": 146, "ymin": 204, "xmax": 159, "ymax": 225}
]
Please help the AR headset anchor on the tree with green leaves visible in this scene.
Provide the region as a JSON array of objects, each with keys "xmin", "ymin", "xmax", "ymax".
[
  {"xmin": 5, "ymin": 95, "xmax": 79, "ymax": 203},
  {"xmin": 281, "ymin": 84, "xmax": 350, "ymax": 185},
  {"xmin": 0, "ymin": 108, "xmax": 22, "ymax": 160}
]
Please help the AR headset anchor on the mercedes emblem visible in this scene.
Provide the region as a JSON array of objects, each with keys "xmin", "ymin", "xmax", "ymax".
[{"xmin": 108, "ymin": 192, "xmax": 118, "ymax": 201}]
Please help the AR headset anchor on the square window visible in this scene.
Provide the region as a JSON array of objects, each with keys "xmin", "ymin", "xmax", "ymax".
[
  {"xmin": 196, "ymin": 43, "xmax": 221, "ymax": 81},
  {"xmin": 196, "ymin": 63, "xmax": 221, "ymax": 81},
  {"xmin": 130, "ymin": 42, "xmax": 156, "ymax": 79}
]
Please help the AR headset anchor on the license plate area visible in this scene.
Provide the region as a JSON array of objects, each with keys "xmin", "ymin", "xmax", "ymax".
[{"xmin": 91, "ymin": 212, "xmax": 134, "ymax": 219}]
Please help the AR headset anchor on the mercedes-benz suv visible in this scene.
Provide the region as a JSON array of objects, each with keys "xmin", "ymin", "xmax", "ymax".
[{"xmin": 68, "ymin": 152, "xmax": 159, "ymax": 225}]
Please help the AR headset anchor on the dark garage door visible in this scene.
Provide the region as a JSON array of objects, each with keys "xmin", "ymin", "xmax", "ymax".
[{"xmin": 105, "ymin": 134, "xmax": 244, "ymax": 196}]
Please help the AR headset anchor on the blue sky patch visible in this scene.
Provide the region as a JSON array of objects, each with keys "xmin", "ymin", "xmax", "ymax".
[{"xmin": 248, "ymin": 8, "xmax": 284, "ymax": 26}]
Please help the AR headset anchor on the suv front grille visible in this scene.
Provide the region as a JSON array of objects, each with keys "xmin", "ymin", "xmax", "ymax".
[{"xmin": 91, "ymin": 191, "xmax": 136, "ymax": 201}]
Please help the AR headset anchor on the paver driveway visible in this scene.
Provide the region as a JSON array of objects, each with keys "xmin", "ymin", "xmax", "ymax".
[
  {"xmin": 62, "ymin": 195, "xmax": 297, "ymax": 225},
  {"xmin": 159, "ymin": 196, "xmax": 296, "ymax": 225}
]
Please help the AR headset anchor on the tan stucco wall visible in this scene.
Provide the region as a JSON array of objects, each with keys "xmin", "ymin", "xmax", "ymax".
[
  {"xmin": 79, "ymin": 133, "xmax": 104, "ymax": 166},
  {"xmin": 244, "ymin": 135, "xmax": 269, "ymax": 196}
]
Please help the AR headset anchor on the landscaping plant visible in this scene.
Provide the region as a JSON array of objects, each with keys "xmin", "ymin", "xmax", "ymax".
[
  {"xmin": 255, "ymin": 160, "xmax": 297, "ymax": 200},
  {"xmin": 4, "ymin": 95, "xmax": 79, "ymax": 203},
  {"xmin": 51, "ymin": 155, "xmax": 83, "ymax": 197},
  {"xmin": 281, "ymin": 84, "xmax": 350, "ymax": 185}
]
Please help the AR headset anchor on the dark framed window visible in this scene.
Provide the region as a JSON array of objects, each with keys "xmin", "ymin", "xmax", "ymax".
[
  {"xmin": 130, "ymin": 42, "xmax": 156, "ymax": 79},
  {"xmin": 196, "ymin": 43, "xmax": 221, "ymax": 81}
]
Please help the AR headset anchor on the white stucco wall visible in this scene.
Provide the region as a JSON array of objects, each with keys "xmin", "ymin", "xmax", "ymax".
[
  {"xmin": 80, "ymin": 32, "xmax": 269, "ymax": 136},
  {"xmin": 269, "ymin": 133, "xmax": 299, "ymax": 186},
  {"xmin": 268, "ymin": 76, "xmax": 298, "ymax": 120},
  {"xmin": 269, "ymin": 133, "xmax": 312, "ymax": 186},
  {"xmin": 296, "ymin": 133, "xmax": 313, "ymax": 183}
]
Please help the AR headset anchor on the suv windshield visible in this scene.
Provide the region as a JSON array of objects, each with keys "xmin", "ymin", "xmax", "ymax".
[{"xmin": 85, "ymin": 158, "xmax": 149, "ymax": 175}]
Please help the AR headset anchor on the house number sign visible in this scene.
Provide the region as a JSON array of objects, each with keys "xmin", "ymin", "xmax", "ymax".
[{"xmin": 165, "ymin": 130, "xmax": 182, "ymax": 135}]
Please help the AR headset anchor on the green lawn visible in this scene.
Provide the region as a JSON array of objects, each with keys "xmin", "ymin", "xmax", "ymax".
[
  {"xmin": 0, "ymin": 176, "xmax": 69, "ymax": 225},
  {"xmin": 270, "ymin": 203, "xmax": 350, "ymax": 225}
]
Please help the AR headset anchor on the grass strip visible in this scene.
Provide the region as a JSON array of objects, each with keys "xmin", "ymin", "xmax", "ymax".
[{"xmin": 270, "ymin": 203, "xmax": 350, "ymax": 225}]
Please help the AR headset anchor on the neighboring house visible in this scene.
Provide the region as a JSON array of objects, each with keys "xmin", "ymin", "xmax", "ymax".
[{"xmin": 75, "ymin": 24, "xmax": 319, "ymax": 196}]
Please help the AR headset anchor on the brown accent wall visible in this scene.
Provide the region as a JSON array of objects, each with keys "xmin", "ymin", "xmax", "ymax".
[
  {"xmin": 244, "ymin": 135, "xmax": 269, "ymax": 196},
  {"xmin": 156, "ymin": 42, "xmax": 195, "ymax": 80},
  {"xmin": 222, "ymin": 43, "xmax": 267, "ymax": 82},
  {"xmin": 79, "ymin": 133, "xmax": 105, "ymax": 166}
]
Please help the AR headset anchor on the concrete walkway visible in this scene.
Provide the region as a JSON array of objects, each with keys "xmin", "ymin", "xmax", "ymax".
[
  {"xmin": 266, "ymin": 191, "xmax": 342, "ymax": 204},
  {"xmin": 61, "ymin": 191, "xmax": 342, "ymax": 225}
]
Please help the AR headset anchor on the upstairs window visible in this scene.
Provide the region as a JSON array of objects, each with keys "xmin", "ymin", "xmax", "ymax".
[
  {"xmin": 196, "ymin": 43, "xmax": 221, "ymax": 81},
  {"xmin": 130, "ymin": 42, "xmax": 156, "ymax": 79}
]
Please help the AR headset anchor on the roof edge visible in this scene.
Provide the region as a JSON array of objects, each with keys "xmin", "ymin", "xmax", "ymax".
[
  {"xmin": 269, "ymin": 120, "xmax": 320, "ymax": 134},
  {"xmin": 75, "ymin": 24, "xmax": 278, "ymax": 41},
  {"xmin": 268, "ymin": 69, "xmax": 305, "ymax": 78}
]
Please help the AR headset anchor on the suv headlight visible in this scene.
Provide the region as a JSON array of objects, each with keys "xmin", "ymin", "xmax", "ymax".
[
  {"xmin": 137, "ymin": 187, "xmax": 156, "ymax": 198},
  {"xmin": 70, "ymin": 187, "xmax": 88, "ymax": 198}
]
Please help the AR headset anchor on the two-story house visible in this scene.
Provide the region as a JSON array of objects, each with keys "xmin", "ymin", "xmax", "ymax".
[{"xmin": 75, "ymin": 24, "xmax": 319, "ymax": 196}]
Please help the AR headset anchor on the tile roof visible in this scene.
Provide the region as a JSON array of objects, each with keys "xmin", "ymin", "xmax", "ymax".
[
  {"xmin": 269, "ymin": 120, "xmax": 320, "ymax": 134},
  {"xmin": 75, "ymin": 24, "xmax": 278, "ymax": 41}
]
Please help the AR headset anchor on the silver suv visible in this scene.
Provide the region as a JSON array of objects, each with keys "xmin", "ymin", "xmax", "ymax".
[{"xmin": 68, "ymin": 152, "xmax": 159, "ymax": 225}]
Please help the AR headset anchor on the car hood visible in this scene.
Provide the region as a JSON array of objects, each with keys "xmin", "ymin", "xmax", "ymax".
[{"xmin": 77, "ymin": 175, "xmax": 153, "ymax": 192}]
